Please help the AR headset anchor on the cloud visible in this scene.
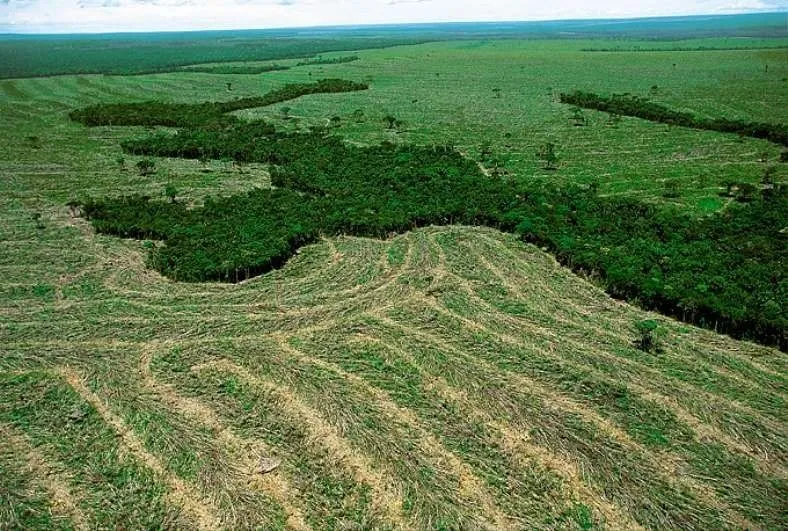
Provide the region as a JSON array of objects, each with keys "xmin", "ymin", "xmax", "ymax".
[{"xmin": 1, "ymin": 0, "xmax": 785, "ymax": 32}]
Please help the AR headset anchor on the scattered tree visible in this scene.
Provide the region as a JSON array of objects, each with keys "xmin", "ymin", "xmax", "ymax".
[
  {"xmin": 383, "ymin": 114, "xmax": 399, "ymax": 130},
  {"xmin": 31, "ymin": 212, "xmax": 44, "ymax": 230},
  {"xmin": 116, "ymin": 156, "xmax": 126, "ymax": 171},
  {"xmin": 164, "ymin": 184, "xmax": 179, "ymax": 203},
  {"xmin": 571, "ymin": 107, "xmax": 586, "ymax": 127},
  {"xmin": 537, "ymin": 142, "xmax": 558, "ymax": 170},
  {"xmin": 634, "ymin": 319, "xmax": 662, "ymax": 353},
  {"xmin": 662, "ymin": 179, "xmax": 680, "ymax": 198},
  {"xmin": 136, "ymin": 158, "xmax": 156, "ymax": 176}
]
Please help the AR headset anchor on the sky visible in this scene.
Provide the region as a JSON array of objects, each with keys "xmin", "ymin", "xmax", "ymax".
[{"xmin": 0, "ymin": 0, "xmax": 786, "ymax": 33}]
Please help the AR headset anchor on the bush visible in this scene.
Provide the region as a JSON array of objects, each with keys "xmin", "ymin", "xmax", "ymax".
[{"xmin": 634, "ymin": 319, "xmax": 662, "ymax": 352}]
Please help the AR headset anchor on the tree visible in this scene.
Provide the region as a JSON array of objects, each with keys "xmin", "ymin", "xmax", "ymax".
[
  {"xmin": 537, "ymin": 142, "xmax": 558, "ymax": 170},
  {"xmin": 198, "ymin": 154, "xmax": 210, "ymax": 171},
  {"xmin": 136, "ymin": 158, "xmax": 156, "ymax": 176},
  {"xmin": 662, "ymin": 179, "xmax": 680, "ymax": 199},
  {"xmin": 492, "ymin": 88, "xmax": 501, "ymax": 99},
  {"xmin": 634, "ymin": 319, "xmax": 662, "ymax": 353},
  {"xmin": 281, "ymin": 106, "xmax": 291, "ymax": 120},
  {"xmin": 31, "ymin": 212, "xmax": 44, "ymax": 230},
  {"xmin": 329, "ymin": 115, "xmax": 342, "ymax": 128},
  {"xmin": 479, "ymin": 142, "xmax": 492, "ymax": 161},
  {"xmin": 164, "ymin": 184, "xmax": 179, "ymax": 203},
  {"xmin": 571, "ymin": 107, "xmax": 586, "ymax": 127},
  {"xmin": 383, "ymin": 114, "xmax": 398, "ymax": 130},
  {"xmin": 226, "ymin": 82, "xmax": 232, "ymax": 92},
  {"xmin": 352, "ymin": 109, "xmax": 365, "ymax": 123},
  {"xmin": 116, "ymin": 156, "xmax": 126, "ymax": 171}
]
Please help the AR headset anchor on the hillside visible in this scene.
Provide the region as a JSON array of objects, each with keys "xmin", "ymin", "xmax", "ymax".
[
  {"xmin": 1, "ymin": 35, "xmax": 786, "ymax": 529},
  {"xmin": 2, "ymin": 221, "xmax": 786, "ymax": 528}
]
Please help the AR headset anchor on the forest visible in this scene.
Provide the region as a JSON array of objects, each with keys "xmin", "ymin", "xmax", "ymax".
[
  {"xmin": 68, "ymin": 79, "xmax": 369, "ymax": 128},
  {"xmin": 296, "ymin": 55, "xmax": 360, "ymax": 66},
  {"xmin": 180, "ymin": 64, "xmax": 290, "ymax": 74},
  {"xmin": 561, "ymin": 90, "xmax": 788, "ymax": 146},
  {"xmin": 71, "ymin": 86, "xmax": 787, "ymax": 348}
]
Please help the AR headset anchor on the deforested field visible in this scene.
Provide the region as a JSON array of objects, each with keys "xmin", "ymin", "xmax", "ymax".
[{"xmin": 1, "ymin": 20, "xmax": 787, "ymax": 530}]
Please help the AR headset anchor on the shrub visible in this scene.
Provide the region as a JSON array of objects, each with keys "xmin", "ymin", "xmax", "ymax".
[{"xmin": 635, "ymin": 319, "xmax": 662, "ymax": 352}]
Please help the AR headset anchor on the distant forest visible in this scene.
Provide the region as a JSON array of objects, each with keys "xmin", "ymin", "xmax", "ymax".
[{"xmin": 1, "ymin": 12, "xmax": 786, "ymax": 78}]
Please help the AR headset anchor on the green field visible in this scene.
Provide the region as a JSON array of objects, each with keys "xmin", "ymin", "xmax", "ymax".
[{"xmin": 1, "ymin": 22, "xmax": 787, "ymax": 530}]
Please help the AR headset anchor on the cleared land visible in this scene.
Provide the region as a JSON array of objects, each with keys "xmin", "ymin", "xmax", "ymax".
[{"xmin": 1, "ymin": 35, "xmax": 786, "ymax": 529}]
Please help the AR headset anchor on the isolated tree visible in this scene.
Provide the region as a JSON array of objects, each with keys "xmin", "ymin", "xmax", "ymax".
[
  {"xmin": 31, "ymin": 212, "xmax": 44, "ymax": 230},
  {"xmin": 136, "ymin": 158, "xmax": 156, "ymax": 176},
  {"xmin": 662, "ymin": 179, "xmax": 680, "ymax": 199},
  {"xmin": 761, "ymin": 166, "xmax": 776, "ymax": 200},
  {"xmin": 606, "ymin": 112, "xmax": 621, "ymax": 127},
  {"xmin": 26, "ymin": 135, "xmax": 40, "ymax": 149},
  {"xmin": 226, "ymin": 82, "xmax": 232, "ymax": 92},
  {"xmin": 351, "ymin": 109, "xmax": 365, "ymax": 123},
  {"xmin": 198, "ymin": 154, "xmax": 210, "ymax": 171},
  {"xmin": 492, "ymin": 88, "xmax": 501, "ymax": 99},
  {"xmin": 571, "ymin": 107, "xmax": 586, "ymax": 127},
  {"xmin": 116, "ymin": 156, "xmax": 126, "ymax": 171},
  {"xmin": 634, "ymin": 319, "xmax": 661, "ymax": 353},
  {"xmin": 537, "ymin": 142, "xmax": 558, "ymax": 170},
  {"xmin": 281, "ymin": 106, "xmax": 291, "ymax": 120},
  {"xmin": 479, "ymin": 142, "xmax": 492, "ymax": 161},
  {"xmin": 383, "ymin": 114, "xmax": 399, "ymax": 130},
  {"xmin": 329, "ymin": 115, "xmax": 342, "ymax": 128},
  {"xmin": 164, "ymin": 184, "xmax": 178, "ymax": 203}
]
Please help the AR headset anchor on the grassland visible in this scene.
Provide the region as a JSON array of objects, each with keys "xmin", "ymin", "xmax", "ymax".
[{"xmin": 1, "ymin": 34, "xmax": 787, "ymax": 529}]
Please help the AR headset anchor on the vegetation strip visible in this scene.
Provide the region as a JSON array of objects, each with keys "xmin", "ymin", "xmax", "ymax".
[
  {"xmin": 68, "ymin": 78, "xmax": 369, "ymax": 127},
  {"xmin": 75, "ymin": 108, "xmax": 786, "ymax": 347},
  {"xmin": 560, "ymin": 90, "xmax": 788, "ymax": 146}
]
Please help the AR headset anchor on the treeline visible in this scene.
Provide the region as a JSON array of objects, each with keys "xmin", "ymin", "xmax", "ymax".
[
  {"xmin": 181, "ymin": 64, "xmax": 290, "ymax": 74},
  {"xmin": 561, "ymin": 90, "xmax": 788, "ymax": 147},
  {"xmin": 581, "ymin": 45, "xmax": 788, "ymax": 52},
  {"xmin": 76, "ymin": 119, "xmax": 787, "ymax": 348},
  {"xmin": 0, "ymin": 37, "xmax": 421, "ymax": 79},
  {"xmin": 68, "ymin": 79, "xmax": 369, "ymax": 128},
  {"xmin": 296, "ymin": 55, "xmax": 359, "ymax": 66}
]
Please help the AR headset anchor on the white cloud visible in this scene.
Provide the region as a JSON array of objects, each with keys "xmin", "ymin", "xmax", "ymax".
[{"xmin": 0, "ymin": 0, "xmax": 785, "ymax": 32}]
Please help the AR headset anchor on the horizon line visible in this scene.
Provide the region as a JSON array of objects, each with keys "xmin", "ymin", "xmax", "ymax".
[{"xmin": 1, "ymin": 10, "xmax": 786, "ymax": 37}]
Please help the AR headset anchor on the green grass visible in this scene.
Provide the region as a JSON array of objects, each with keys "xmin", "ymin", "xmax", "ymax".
[{"xmin": 0, "ymin": 34, "xmax": 786, "ymax": 529}]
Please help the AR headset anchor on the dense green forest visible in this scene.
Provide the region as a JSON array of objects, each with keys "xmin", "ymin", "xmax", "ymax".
[
  {"xmin": 0, "ymin": 36, "xmax": 413, "ymax": 79},
  {"xmin": 179, "ymin": 64, "xmax": 290, "ymax": 74},
  {"xmin": 296, "ymin": 55, "xmax": 360, "ymax": 66},
  {"xmin": 68, "ymin": 78, "xmax": 368, "ymax": 127},
  {"xmin": 72, "ymin": 93, "xmax": 787, "ymax": 348},
  {"xmin": 561, "ymin": 90, "xmax": 788, "ymax": 146}
]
